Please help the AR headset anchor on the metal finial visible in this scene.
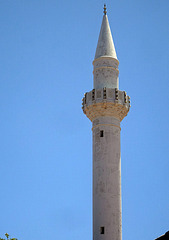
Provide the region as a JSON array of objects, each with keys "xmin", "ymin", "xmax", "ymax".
[{"xmin": 103, "ymin": 4, "xmax": 107, "ymax": 15}]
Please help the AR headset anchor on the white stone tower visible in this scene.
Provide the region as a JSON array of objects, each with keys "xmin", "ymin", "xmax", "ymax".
[{"xmin": 82, "ymin": 5, "xmax": 130, "ymax": 240}]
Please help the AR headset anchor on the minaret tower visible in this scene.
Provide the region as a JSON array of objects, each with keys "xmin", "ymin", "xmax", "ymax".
[{"xmin": 82, "ymin": 5, "xmax": 130, "ymax": 240}]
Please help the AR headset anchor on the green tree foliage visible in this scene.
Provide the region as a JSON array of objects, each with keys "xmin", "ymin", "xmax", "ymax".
[{"xmin": 0, "ymin": 233, "xmax": 18, "ymax": 240}]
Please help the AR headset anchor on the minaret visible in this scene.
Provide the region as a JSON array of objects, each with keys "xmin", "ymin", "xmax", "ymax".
[{"xmin": 82, "ymin": 5, "xmax": 130, "ymax": 240}]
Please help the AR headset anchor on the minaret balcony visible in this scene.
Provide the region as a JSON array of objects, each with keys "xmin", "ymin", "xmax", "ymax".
[{"xmin": 82, "ymin": 88, "xmax": 130, "ymax": 122}]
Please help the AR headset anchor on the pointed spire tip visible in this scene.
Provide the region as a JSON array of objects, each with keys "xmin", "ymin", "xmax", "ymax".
[
  {"xmin": 103, "ymin": 4, "xmax": 107, "ymax": 15},
  {"xmin": 95, "ymin": 5, "xmax": 117, "ymax": 59}
]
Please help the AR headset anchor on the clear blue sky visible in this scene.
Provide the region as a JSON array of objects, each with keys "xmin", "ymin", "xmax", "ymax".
[{"xmin": 0, "ymin": 0, "xmax": 169, "ymax": 240}]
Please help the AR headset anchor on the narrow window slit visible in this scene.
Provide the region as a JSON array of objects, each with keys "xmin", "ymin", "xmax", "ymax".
[
  {"xmin": 100, "ymin": 130, "xmax": 104, "ymax": 137},
  {"xmin": 100, "ymin": 227, "xmax": 105, "ymax": 234}
]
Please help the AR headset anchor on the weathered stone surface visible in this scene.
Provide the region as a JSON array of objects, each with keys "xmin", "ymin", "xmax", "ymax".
[
  {"xmin": 82, "ymin": 88, "xmax": 130, "ymax": 122},
  {"xmin": 82, "ymin": 6, "xmax": 130, "ymax": 240},
  {"xmin": 93, "ymin": 57, "xmax": 119, "ymax": 89},
  {"xmin": 93, "ymin": 116, "xmax": 122, "ymax": 240},
  {"xmin": 95, "ymin": 15, "xmax": 117, "ymax": 59}
]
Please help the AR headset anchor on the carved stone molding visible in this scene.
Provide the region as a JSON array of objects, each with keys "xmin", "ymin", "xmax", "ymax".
[{"xmin": 83, "ymin": 102, "xmax": 129, "ymax": 122}]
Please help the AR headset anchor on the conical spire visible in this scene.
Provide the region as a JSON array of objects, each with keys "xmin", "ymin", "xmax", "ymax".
[{"xmin": 94, "ymin": 5, "xmax": 117, "ymax": 60}]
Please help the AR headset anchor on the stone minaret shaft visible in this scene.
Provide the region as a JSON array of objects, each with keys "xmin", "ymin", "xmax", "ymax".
[{"xmin": 82, "ymin": 6, "xmax": 130, "ymax": 240}]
